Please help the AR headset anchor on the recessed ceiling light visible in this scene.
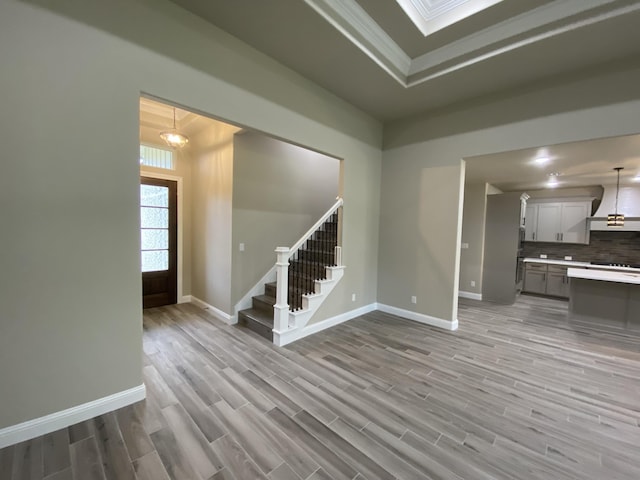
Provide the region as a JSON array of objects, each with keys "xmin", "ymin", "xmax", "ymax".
[
  {"xmin": 547, "ymin": 172, "xmax": 560, "ymax": 188},
  {"xmin": 534, "ymin": 156, "xmax": 550, "ymax": 165},
  {"xmin": 633, "ymin": 174, "xmax": 640, "ymax": 182}
]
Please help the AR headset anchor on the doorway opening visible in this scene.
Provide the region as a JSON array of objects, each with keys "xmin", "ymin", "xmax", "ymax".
[
  {"xmin": 458, "ymin": 132, "xmax": 640, "ymax": 309},
  {"xmin": 139, "ymin": 96, "xmax": 343, "ymax": 316}
]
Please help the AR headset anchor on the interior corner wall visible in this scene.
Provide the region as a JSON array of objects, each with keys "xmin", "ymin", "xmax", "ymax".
[
  {"xmin": 459, "ymin": 183, "xmax": 489, "ymax": 296},
  {"xmin": 379, "ymin": 61, "xmax": 640, "ymax": 324},
  {"xmin": 0, "ymin": 0, "xmax": 381, "ymax": 432},
  {"xmin": 231, "ymin": 131, "xmax": 340, "ymax": 307},
  {"xmin": 190, "ymin": 123, "xmax": 240, "ymax": 314}
]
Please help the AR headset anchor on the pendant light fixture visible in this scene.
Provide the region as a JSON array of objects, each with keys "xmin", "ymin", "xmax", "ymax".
[
  {"xmin": 607, "ymin": 167, "xmax": 624, "ymax": 228},
  {"xmin": 160, "ymin": 107, "xmax": 189, "ymax": 148}
]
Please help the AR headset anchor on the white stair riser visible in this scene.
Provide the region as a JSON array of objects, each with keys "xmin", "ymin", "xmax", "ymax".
[{"xmin": 290, "ymin": 266, "xmax": 344, "ymax": 330}]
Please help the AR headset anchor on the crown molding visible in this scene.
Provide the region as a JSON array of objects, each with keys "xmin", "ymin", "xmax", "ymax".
[
  {"xmin": 304, "ymin": 0, "xmax": 640, "ymax": 89},
  {"xmin": 407, "ymin": 0, "xmax": 640, "ymax": 86},
  {"xmin": 304, "ymin": 0, "xmax": 411, "ymax": 85}
]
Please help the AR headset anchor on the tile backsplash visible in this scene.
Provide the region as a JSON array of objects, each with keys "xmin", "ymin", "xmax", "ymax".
[{"xmin": 522, "ymin": 231, "xmax": 640, "ymax": 263}]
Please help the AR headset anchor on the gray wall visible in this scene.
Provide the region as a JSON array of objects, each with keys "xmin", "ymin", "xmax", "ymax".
[
  {"xmin": 231, "ymin": 131, "xmax": 340, "ymax": 306},
  {"xmin": 0, "ymin": 0, "xmax": 381, "ymax": 429},
  {"xmin": 190, "ymin": 123, "xmax": 241, "ymax": 314},
  {"xmin": 379, "ymin": 60, "xmax": 640, "ymax": 325},
  {"xmin": 459, "ymin": 183, "xmax": 490, "ymax": 295}
]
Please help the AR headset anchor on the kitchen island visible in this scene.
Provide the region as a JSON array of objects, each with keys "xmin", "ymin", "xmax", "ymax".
[{"xmin": 567, "ymin": 267, "xmax": 640, "ymax": 328}]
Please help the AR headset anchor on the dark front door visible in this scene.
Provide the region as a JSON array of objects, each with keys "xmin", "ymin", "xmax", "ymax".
[{"xmin": 140, "ymin": 176, "xmax": 177, "ymax": 308}]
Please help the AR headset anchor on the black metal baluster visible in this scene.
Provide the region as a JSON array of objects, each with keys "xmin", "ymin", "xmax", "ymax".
[
  {"xmin": 294, "ymin": 251, "xmax": 298, "ymax": 310},
  {"xmin": 297, "ymin": 251, "xmax": 301, "ymax": 310},
  {"xmin": 299, "ymin": 250, "xmax": 303, "ymax": 309},
  {"xmin": 299, "ymin": 250, "xmax": 302, "ymax": 310},
  {"xmin": 327, "ymin": 219, "xmax": 330, "ymax": 267}
]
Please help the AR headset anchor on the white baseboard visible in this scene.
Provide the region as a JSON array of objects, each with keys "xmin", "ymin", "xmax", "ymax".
[
  {"xmin": 274, "ymin": 303, "xmax": 377, "ymax": 347},
  {"xmin": 179, "ymin": 295, "xmax": 192, "ymax": 304},
  {"xmin": 0, "ymin": 384, "xmax": 146, "ymax": 449},
  {"xmin": 191, "ymin": 296, "xmax": 235, "ymax": 325},
  {"xmin": 377, "ymin": 303, "xmax": 458, "ymax": 331},
  {"xmin": 458, "ymin": 291, "xmax": 482, "ymax": 301}
]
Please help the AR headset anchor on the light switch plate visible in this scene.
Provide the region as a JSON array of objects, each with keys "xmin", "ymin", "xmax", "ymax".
[
  {"xmin": 239, "ymin": 243, "xmax": 245, "ymax": 252},
  {"xmin": 461, "ymin": 243, "xmax": 469, "ymax": 249},
  {"xmin": 564, "ymin": 256, "xmax": 572, "ymax": 260},
  {"xmin": 540, "ymin": 254, "xmax": 548, "ymax": 259}
]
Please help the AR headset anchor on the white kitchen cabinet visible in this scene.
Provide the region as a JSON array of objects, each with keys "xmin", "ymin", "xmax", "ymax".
[
  {"xmin": 524, "ymin": 204, "xmax": 538, "ymax": 241},
  {"xmin": 525, "ymin": 200, "xmax": 590, "ymax": 244},
  {"xmin": 536, "ymin": 203, "xmax": 562, "ymax": 242},
  {"xmin": 560, "ymin": 203, "xmax": 589, "ymax": 244}
]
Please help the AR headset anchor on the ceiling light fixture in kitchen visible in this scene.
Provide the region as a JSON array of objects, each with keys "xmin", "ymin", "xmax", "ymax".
[
  {"xmin": 160, "ymin": 107, "xmax": 189, "ymax": 149},
  {"xmin": 608, "ymin": 167, "xmax": 624, "ymax": 227},
  {"xmin": 547, "ymin": 172, "xmax": 560, "ymax": 187},
  {"xmin": 534, "ymin": 156, "xmax": 550, "ymax": 165}
]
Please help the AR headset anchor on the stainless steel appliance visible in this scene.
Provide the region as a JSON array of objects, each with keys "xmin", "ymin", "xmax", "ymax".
[{"xmin": 590, "ymin": 261, "xmax": 640, "ymax": 268}]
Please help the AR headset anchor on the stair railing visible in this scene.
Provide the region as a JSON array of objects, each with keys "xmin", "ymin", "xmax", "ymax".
[{"xmin": 273, "ymin": 197, "xmax": 343, "ymax": 334}]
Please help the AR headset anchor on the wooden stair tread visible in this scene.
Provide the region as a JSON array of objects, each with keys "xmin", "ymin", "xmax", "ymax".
[
  {"xmin": 253, "ymin": 294, "xmax": 276, "ymax": 306},
  {"xmin": 239, "ymin": 308, "xmax": 274, "ymax": 327}
]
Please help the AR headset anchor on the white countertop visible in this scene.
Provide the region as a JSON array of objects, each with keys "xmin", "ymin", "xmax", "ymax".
[
  {"xmin": 567, "ymin": 267, "xmax": 640, "ymax": 285},
  {"xmin": 524, "ymin": 258, "xmax": 640, "ymax": 273},
  {"xmin": 524, "ymin": 258, "xmax": 590, "ymax": 267}
]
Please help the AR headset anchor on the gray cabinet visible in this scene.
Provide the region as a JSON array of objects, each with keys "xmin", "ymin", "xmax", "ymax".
[
  {"xmin": 524, "ymin": 263, "xmax": 570, "ymax": 298},
  {"xmin": 524, "ymin": 263, "xmax": 547, "ymax": 295},
  {"xmin": 482, "ymin": 193, "xmax": 524, "ymax": 304},
  {"xmin": 546, "ymin": 265, "xmax": 570, "ymax": 297}
]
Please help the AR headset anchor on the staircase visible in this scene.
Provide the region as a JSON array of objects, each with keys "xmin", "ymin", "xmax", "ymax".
[
  {"xmin": 237, "ymin": 281, "xmax": 278, "ymax": 340},
  {"xmin": 237, "ymin": 209, "xmax": 342, "ymax": 343}
]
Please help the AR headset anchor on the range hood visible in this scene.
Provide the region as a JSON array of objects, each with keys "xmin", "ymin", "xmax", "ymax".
[{"xmin": 590, "ymin": 184, "xmax": 640, "ymax": 231}]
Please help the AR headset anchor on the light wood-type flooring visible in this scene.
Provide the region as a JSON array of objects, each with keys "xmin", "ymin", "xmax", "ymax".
[{"xmin": 2, "ymin": 295, "xmax": 640, "ymax": 479}]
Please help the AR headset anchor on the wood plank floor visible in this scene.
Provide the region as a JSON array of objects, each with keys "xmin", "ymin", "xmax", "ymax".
[{"xmin": 3, "ymin": 295, "xmax": 640, "ymax": 479}]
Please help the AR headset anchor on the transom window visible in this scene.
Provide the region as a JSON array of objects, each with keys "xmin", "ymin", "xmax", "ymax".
[{"xmin": 140, "ymin": 144, "xmax": 175, "ymax": 170}]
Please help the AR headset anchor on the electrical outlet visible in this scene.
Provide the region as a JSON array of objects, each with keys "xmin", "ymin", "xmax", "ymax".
[
  {"xmin": 471, "ymin": 280, "xmax": 476, "ymax": 287},
  {"xmin": 239, "ymin": 243, "xmax": 245, "ymax": 252},
  {"xmin": 411, "ymin": 296, "xmax": 417, "ymax": 304},
  {"xmin": 351, "ymin": 293, "xmax": 356, "ymax": 302},
  {"xmin": 564, "ymin": 256, "xmax": 572, "ymax": 261},
  {"xmin": 540, "ymin": 254, "xmax": 547, "ymax": 259}
]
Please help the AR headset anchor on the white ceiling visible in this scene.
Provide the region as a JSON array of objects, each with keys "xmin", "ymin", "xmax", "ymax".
[
  {"xmin": 168, "ymin": 0, "xmax": 640, "ymax": 120},
  {"xmin": 465, "ymin": 133, "xmax": 640, "ymax": 191},
  {"xmin": 139, "ymin": 97, "xmax": 234, "ymax": 138}
]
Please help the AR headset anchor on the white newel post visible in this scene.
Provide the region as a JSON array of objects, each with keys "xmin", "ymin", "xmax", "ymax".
[{"xmin": 273, "ymin": 247, "xmax": 290, "ymax": 335}]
